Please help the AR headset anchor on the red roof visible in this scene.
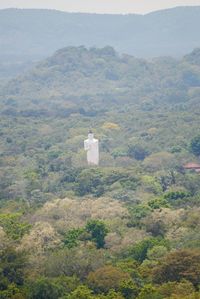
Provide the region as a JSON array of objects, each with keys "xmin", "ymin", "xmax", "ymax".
[{"xmin": 184, "ymin": 163, "xmax": 200, "ymax": 169}]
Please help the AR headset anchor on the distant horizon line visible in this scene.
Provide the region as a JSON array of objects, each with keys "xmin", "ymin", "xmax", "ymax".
[{"xmin": 0, "ymin": 5, "xmax": 200, "ymax": 16}]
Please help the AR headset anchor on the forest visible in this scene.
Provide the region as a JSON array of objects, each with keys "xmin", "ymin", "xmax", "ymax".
[{"xmin": 0, "ymin": 46, "xmax": 200, "ymax": 298}]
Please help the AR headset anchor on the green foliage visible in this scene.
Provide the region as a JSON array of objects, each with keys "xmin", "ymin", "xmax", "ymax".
[
  {"xmin": 182, "ymin": 174, "xmax": 200, "ymax": 196},
  {"xmin": 128, "ymin": 205, "xmax": 151, "ymax": 227},
  {"xmin": 137, "ymin": 284, "xmax": 162, "ymax": 299},
  {"xmin": 0, "ymin": 247, "xmax": 26, "ymax": 289},
  {"xmin": 141, "ymin": 175, "xmax": 162, "ymax": 195},
  {"xmin": 147, "ymin": 245, "xmax": 168, "ymax": 261},
  {"xmin": 28, "ymin": 277, "xmax": 63, "ymax": 299},
  {"xmin": 45, "ymin": 247, "xmax": 105, "ymax": 280},
  {"xmin": 0, "ymin": 213, "xmax": 31, "ymax": 240},
  {"xmin": 0, "ymin": 283, "xmax": 24, "ymax": 299},
  {"xmin": 86, "ymin": 219, "xmax": 108, "ymax": 249},
  {"xmin": 1, "ymin": 45, "xmax": 200, "ymax": 299},
  {"xmin": 119, "ymin": 279, "xmax": 139, "ymax": 299},
  {"xmin": 52, "ymin": 276, "xmax": 80, "ymax": 297},
  {"xmin": 74, "ymin": 168, "xmax": 139, "ymax": 197},
  {"xmin": 127, "ymin": 238, "xmax": 169, "ymax": 263},
  {"xmin": 28, "ymin": 276, "xmax": 80, "ymax": 299},
  {"xmin": 66, "ymin": 285, "xmax": 94, "ymax": 299},
  {"xmin": 190, "ymin": 135, "xmax": 200, "ymax": 156},
  {"xmin": 164, "ymin": 191, "xmax": 190, "ymax": 201},
  {"xmin": 153, "ymin": 249, "xmax": 200, "ymax": 287},
  {"xmin": 87, "ymin": 265, "xmax": 130, "ymax": 293},
  {"xmin": 99, "ymin": 289, "xmax": 125, "ymax": 299},
  {"xmin": 63, "ymin": 228, "xmax": 85, "ymax": 249},
  {"xmin": 75, "ymin": 169, "xmax": 105, "ymax": 197},
  {"xmin": 128, "ymin": 144, "xmax": 149, "ymax": 161},
  {"xmin": 158, "ymin": 279, "xmax": 195, "ymax": 298},
  {"xmin": 146, "ymin": 220, "xmax": 167, "ymax": 238},
  {"xmin": 157, "ymin": 171, "xmax": 176, "ymax": 192},
  {"xmin": 1, "ymin": 46, "xmax": 200, "ymax": 206},
  {"xmin": 148, "ymin": 197, "xmax": 169, "ymax": 209},
  {"xmin": 164, "ymin": 191, "xmax": 190, "ymax": 206}
]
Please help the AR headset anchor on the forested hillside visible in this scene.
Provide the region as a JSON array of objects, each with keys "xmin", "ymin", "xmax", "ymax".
[
  {"xmin": 0, "ymin": 47, "xmax": 200, "ymax": 298},
  {"xmin": 1, "ymin": 6, "xmax": 200, "ymax": 66}
]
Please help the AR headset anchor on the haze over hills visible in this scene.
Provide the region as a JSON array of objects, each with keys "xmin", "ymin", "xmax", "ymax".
[
  {"xmin": 1, "ymin": 46, "xmax": 200, "ymax": 137},
  {"xmin": 1, "ymin": 9, "xmax": 200, "ymax": 295},
  {"xmin": 2, "ymin": 45, "xmax": 200, "ymax": 108},
  {"xmin": 0, "ymin": 6, "xmax": 200, "ymax": 67},
  {"xmin": 1, "ymin": 45, "xmax": 200, "ymax": 200}
]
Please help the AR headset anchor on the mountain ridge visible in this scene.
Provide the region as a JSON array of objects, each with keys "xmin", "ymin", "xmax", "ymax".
[
  {"xmin": 1, "ymin": 46, "xmax": 200, "ymax": 118},
  {"xmin": 0, "ymin": 6, "xmax": 200, "ymax": 63}
]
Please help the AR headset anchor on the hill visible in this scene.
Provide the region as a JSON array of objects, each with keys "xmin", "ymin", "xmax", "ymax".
[
  {"xmin": 0, "ymin": 6, "xmax": 200, "ymax": 66},
  {"xmin": 1, "ymin": 46, "xmax": 200, "ymax": 298},
  {"xmin": 2, "ymin": 45, "xmax": 200, "ymax": 113},
  {"xmin": 1, "ymin": 46, "xmax": 200, "ymax": 198}
]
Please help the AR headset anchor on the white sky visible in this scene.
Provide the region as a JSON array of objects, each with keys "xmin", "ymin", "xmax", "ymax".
[{"xmin": 0, "ymin": 0, "xmax": 200, "ymax": 14}]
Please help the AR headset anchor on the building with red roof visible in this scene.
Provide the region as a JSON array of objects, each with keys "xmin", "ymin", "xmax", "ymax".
[{"xmin": 183, "ymin": 163, "xmax": 200, "ymax": 172}]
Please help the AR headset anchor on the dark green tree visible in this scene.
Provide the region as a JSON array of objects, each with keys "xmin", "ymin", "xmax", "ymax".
[
  {"xmin": 66, "ymin": 285, "xmax": 93, "ymax": 299},
  {"xmin": 0, "ymin": 247, "xmax": 26, "ymax": 288},
  {"xmin": 190, "ymin": 135, "xmax": 200, "ymax": 156},
  {"xmin": 63, "ymin": 228, "xmax": 85, "ymax": 249},
  {"xmin": 119, "ymin": 279, "xmax": 139, "ymax": 299},
  {"xmin": 127, "ymin": 238, "xmax": 169, "ymax": 263},
  {"xmin": 137, "ymin": 284, "xmax": 162, "ymax": 299},
  {"xmin": 127, "ymin": 144, "xmax": 149, "ymax": 161},
  {"xmin": 86, "ymin": 219, "xmax": 108, "ymax": 249},
  {"xmin": 28, "ymin": 277, "xmax": 62, "ymax": 299}
]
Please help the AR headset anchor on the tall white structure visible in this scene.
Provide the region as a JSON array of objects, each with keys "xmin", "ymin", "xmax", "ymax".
[{"xmin": 84, "ymin": 131, "xmax": 99, "ymax": 165}]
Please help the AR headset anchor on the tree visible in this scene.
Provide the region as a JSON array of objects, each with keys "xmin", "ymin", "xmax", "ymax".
[
  {"xmin": 63, "ymin": 228, "xmax": 85, "ymax": 249},
  {"xmin": 28, "ymin": 277, "xmax": 62, "ymax": 299},
  {"xmin": 86, "ymin": 220, "xmax": 108, "ymax": 249},
  {"xmin": 100, "ymin": 289, "xmax": 125, "ymax": 299},
  {"xmin": 0, "ymin": 247, "xmax": 26, "ymax": 288},
  {"xmin": 143, "ymin": 152, "xmax": 174, "ymax": 171},
  {"xmin": 63, "ymin": 285, "xmax": 93, "ymax": 299},
  {"xmin": 87, "ymin": 265, "xmax": 130, "ymax": 293},
  {"xmin": 137, "ymin": 284, "xmax": 162, "ymax": 299},
  {"xmin": 74, "ymin": 169, "xmax": 105, "ymax": 197},
  {"xmin": 52, "ymin": 275, "xmax": 80, "ymax": 295},
  {"xmin": 128, "ymin": 205, "xmax": 151, "ymax": 228},
  {"xmin": 158, "ymin": 280, "xmax": 195, "ymax": 298},
  {"xmin": 45, "ymin": 247, "xmax": 105, "ymax": 280},
  {"xmin": 153, "ymin": 249, "xmax": 200, "ymax": 287},
  {"xmin": 145, "ymin": 219, "xmax": 167, "ymax": 237},
  {"xmin": 0, "ymin": 213, "xmax": 31, "ymax": 240},
  {"xmin": 127, "ymin": 144, "xmax": 149, "ymax": 161},
  {"xmin": 127, "ymin": 238, "xmax": 169, "ymax": 263},
  {"xmin": 0, "ymin": 283, "xmax": 25, "ymax": 299},
  {"xmin": 147, "ymin": 245, "xmax": 168, "ymax": 261},
  {"xmin": 190, "ymin": 135, "xmax": 200, "ymax": 156},
  {"xmin": 119, "ymin": 279, "xmax": 139, "ymax": 299}
]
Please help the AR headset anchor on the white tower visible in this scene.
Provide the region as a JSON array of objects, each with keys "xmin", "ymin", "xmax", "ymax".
[{"xmin": 84, "ymin": 131, "xmax": 99, "ymax": 165}]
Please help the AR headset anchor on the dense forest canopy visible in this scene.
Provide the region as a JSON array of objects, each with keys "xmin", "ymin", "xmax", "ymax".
[{"xmin": 0, "ymin": 45, "xmax": 200, "ymax": 298}]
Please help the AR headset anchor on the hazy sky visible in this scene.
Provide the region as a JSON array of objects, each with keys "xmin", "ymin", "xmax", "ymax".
[{"xmin": 1, "ymin": 0, "xmax": 200, "ymax": 14}]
